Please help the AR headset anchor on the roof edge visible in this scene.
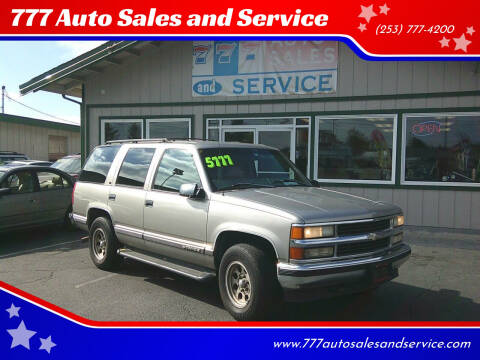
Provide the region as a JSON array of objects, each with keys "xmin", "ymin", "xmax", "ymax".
[
  {"xmin": 0, "ymin": 113, "xmax": 79, "ymax": 132},
  {"xmin": 19, "ymin": 41, "xmax": 139, "ymax": 95}
]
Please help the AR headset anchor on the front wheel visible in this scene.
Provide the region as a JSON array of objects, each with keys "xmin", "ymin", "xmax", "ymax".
[{"xmin": 218, "ymin": 243, "xmax": 279, "ymax": 321}]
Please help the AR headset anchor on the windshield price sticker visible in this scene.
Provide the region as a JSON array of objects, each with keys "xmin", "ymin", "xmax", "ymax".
[{"xmin": 205, "ymin": 155, "xmax": 234, "ymax": 168}]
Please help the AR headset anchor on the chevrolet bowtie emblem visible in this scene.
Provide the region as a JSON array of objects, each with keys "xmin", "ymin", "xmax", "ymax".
[{"xmin": 368, "ymin": 233, "xmax": 377, "ymax": 241}]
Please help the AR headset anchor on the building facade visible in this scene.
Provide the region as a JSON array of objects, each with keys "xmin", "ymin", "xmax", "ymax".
[
  {"xmin": 0, "ymin": 113, "xmax": 80, "ymax": 161},
  {"xmin": 21, "ymin": 41, "xmax": 480, "ymax": 230}
]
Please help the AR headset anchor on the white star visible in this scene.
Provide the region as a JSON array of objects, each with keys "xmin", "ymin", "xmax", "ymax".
[
  {"xmin": 39, "ymin": 335, "xmax": 57, "ymax": 354},
  {"xmin": 466, "ymin": 26, "xmax": 475, "ymax": 36},
  {"xmin": 358, "ymin": 5, "xmax": 377, "ymax": 23},
  {"xmin": 6, "ymin": 321, "xmax": 37, "ymax": 350},
  {"xmin": 6, "ymin": 303, "xmax": 20, "ymax": 318},
  {"xmin": 439, "ymin": 37, "xmax": 450, "ymax": 48},
  {"xmin": 379, "ymin": 3, "xmax": 390, "ymax": 15},
  {"xmin": 358, "ymin": 23, "xmax": 367, "ymax": 32},
  {"xmin": 453, "ymin": 33, "xmax": 472, "ymax": 52}
]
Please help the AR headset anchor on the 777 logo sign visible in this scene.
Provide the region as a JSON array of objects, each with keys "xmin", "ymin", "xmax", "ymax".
[
  {"xmin": 215, "ymin": 42, "xmax": 237, "ymax": 64},
  {"xmin": 193, "ymin": 44, "xmax": 211, "ymax": 65}
]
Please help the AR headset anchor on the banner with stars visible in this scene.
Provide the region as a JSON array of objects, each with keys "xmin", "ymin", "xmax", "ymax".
[
  {"xmin": 1, "ymin": 281, "xmax": 479, "ymax": 359},
  {"xmin": 0, "ymin": 0, "xmax": 479, "ymax": 59}
]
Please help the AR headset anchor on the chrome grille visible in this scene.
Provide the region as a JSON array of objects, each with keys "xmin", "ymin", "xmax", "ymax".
[{"xmin": 337, "ymin": 219, "xmax": 390, "ymax": 236}]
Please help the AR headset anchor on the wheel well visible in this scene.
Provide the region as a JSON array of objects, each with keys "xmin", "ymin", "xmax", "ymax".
[
  {"xmin": 87, "ymin": 208, "xmax": 112, "ymax": 229},
  {"xmin": 213, "ymin": 231, "xmax": 277, "ymax": 270}
]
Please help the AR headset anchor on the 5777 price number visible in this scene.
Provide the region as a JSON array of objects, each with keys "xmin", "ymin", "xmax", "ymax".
[{"xmin": 376, "ymin": 24, "xmax": 455, "ymax": 35}]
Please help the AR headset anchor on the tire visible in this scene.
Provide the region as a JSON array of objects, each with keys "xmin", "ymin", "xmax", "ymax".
[
  {"xmin": 89, "ymin": 217, "xmax": 120, "ymax": 270},
  {"xmin": 218, "ymin": 243, "xmax": 279, "ymax": 321}
]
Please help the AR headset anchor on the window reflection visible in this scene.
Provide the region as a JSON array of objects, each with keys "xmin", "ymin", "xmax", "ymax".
[
  {"xmin": 116, "ymin": 148, "xmax": 156, "ymax": 187},
  {"xmin": 317, "ymin": 116, "xmax": 395, "ymax": 181},
  {"xmin": 404, "ymin": 114, "xmax": 480, "ymax": 183},
  {"xmin": 104, "ymin": 121, "xmax": 142, "ymax": 142},
  {"xmin": 154, "ymin": 149, "xmax": 201, "ymax": 192},
  {"xmin": 149, "ymin": 121, "xmax": 189, "ymax": 139}
]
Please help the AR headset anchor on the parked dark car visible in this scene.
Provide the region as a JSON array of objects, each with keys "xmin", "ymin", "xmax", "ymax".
[
  {"xmin": 0, "ymin": 165, "xmax": 74, "ymax": 232},
  {"xmin": 0, "ymin": 151, "xmax": 29, "ymax": 165},
  {"xmin": 51, "ymin": 154, "xmax": 81, "ymax": 179}
]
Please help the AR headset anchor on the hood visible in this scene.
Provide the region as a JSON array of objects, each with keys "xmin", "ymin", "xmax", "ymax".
[{"xmin": 217, "ymin": 186, "xmax": 401, "ymax": 223}]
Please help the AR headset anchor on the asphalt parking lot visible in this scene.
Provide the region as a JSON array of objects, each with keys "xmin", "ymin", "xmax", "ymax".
[{"xmin": 0, "ymin": 226, "xmax": 479, "ymax": 321}]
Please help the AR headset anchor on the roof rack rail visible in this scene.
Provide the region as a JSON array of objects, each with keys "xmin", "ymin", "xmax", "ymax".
[
  {"xmin": 105, "ymin": 137, "xmax": 219, "ymax": 145},
  {"xmin": 105, "ymin": 138, "xmax": 169, "ymax": 144}
]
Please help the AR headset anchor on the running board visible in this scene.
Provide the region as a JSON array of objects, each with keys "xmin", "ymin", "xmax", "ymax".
[{"xmin": 117, "ymin": 249, "xmax": 215, "ymax": 281}]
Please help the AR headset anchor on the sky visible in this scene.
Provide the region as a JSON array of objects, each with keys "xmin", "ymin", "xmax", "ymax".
[{"xmin": 0, "ymin": 41, "xmax": 105, "ymax": 125}]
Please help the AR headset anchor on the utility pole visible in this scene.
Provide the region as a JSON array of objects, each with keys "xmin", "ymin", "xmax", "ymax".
[{"xmin": 1, "ymin": 86, "xmax": 5, "ymax": 114}]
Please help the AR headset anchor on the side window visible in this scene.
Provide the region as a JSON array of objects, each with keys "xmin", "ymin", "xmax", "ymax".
[
  {"xmin": 1, "ymin": 171, "xmax": 34, "ymax": 194},
  {"xmin": 37, "ymin": 171, "xmax": 69, "ymax": 191},
  {"xmin": 153, "ymin": 149, "xmax": 201, "ymax": 192},
  {"xmin": 79, "ymin": 145, "xmax": 121, "ymax": 184},
  {"xmin": 116, "ymin": 148, "xmax": 156, "ymax": 188}
]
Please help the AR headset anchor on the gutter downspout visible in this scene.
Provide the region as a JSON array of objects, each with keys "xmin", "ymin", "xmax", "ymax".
[{"xmin": 61, "ymin": 89, "xmax": 85, "ymax": 165}]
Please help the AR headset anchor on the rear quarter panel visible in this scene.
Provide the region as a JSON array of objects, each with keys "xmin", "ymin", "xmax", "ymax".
[{"xmin": 73, "ymin": 182, "xmax": 111, "ymax": 220}]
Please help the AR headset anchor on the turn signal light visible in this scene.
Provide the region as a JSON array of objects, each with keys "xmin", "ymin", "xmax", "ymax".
[{"xmin": 290, "ymin": 225, "xmax": 335, "ymax": 239}]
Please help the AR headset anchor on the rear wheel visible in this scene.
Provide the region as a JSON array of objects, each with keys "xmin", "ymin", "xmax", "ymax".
[
  {"xmin": 218, "ymin": 243, "xmax": 279, "ymax": 321},
  {"xmin": 89, "ymin": 217, "xmax": 120, "ymax": 270}
]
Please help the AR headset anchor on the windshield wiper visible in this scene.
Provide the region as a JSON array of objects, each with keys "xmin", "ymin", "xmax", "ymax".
[
  {"xmin": 217, "ymin": 183, "xmax": 274, "ymax": 191},
  {"xmin": 272, "ymin": 179, "xmax": 308, "ymax": 186}
]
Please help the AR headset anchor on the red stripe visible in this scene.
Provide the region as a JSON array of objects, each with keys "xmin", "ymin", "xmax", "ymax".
[{"xmin": 1, "ymin": 280, "xmax": 479, "ymax": 328}]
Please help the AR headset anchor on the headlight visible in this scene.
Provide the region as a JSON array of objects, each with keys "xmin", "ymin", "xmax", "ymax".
[
  {"xmin": 290, "ymin": 225, "xmax": 335, "ymax": 239},
  {"xmin": 392, "ymin": 215, "xmax": 405, "ymax": 227},
  {"xmin": 290, "ymin": 246, "xmax": 334, "ymax": 260}
]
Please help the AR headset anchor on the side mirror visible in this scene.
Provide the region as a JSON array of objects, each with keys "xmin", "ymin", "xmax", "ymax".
[
  {"xmin": 0, "ymin": 188, "xmax": 12, "ymax": 197},
  {"xmin": 179, "ymin": 183, "xmax": 205, "ymax": 199}
]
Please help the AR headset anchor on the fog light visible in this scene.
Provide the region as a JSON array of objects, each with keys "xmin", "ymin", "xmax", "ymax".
[
  {"xmin": 303, "ymin": 247, "xmax": 334, "ymax": 259},
  {"xmin": 391, "ymin": 233, "xmax": 403, "ymax": 245}
]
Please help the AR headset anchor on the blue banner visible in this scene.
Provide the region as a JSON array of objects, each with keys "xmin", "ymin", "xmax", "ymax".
[{"xmin": 1, "ymin": 282, "xmax": 478, "ymax": 359}]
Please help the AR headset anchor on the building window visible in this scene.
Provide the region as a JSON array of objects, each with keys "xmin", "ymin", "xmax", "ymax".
[
  {"xmin": 146, "ymin": 118, "xmax": 191, "ymax": 139},
  {"xmin": 402, "ymin": 112, "xmax": 480, "ymax": 186},
  {"xmin": 206, "ymin": 116, "xmax": 311, "ymax": 177},
  {"xmin": 315, "ymin": 114, "xmax": 397, "ymax": 184},
  {"xmin": 101, "ymin": 119, "xmax": 143, "ymax": 144}
]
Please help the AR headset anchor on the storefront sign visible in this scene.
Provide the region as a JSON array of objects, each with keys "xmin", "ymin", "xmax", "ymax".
[
  {"xmin": 412, "ymin": 121, "xmax": 441, "ymax": 136},
  {"xmin": 192, "ymin": 41, "xmax": 338, "ymax": 97}
]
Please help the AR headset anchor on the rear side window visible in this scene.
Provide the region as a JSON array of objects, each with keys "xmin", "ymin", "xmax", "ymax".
[
  {"xmin": 116, "ymin": 148, "xmax": 156, "ymax": 188},
  {"xmin": 79, "ymin": 145, "xmax": 120, "ymax": 184}
]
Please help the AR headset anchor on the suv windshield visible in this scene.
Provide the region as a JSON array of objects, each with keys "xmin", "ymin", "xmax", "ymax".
[
  {"xmin": 52, "ymin": 157, "xmax": 81, "ymax": 173},
  {"xmin": 198, "ymin": 147, "xmax": 312, "ymax": 191}
]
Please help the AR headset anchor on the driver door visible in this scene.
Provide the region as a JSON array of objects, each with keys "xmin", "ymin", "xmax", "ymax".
[
  {"xmin": 0, "ymin": 170, "xmax": 39, "ymax": 229},
  {"xmin": 143, "ymin": 148, "xmax": 209, "ymax": 266}
]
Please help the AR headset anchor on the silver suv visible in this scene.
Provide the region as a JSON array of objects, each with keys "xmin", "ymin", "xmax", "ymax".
[{"xmin": 72, "ymin": 139, "xmax": 411, "ymax": 320}]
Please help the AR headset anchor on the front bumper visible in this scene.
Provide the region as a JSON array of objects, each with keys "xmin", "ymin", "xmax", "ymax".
[{"xmin": 277, "ymin": 244, "xmax": 411, "ymax": 301}]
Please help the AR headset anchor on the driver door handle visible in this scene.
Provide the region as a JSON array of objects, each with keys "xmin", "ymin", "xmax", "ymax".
[{"xmin": 145, "ymin": 200, "xmax": 153, "ymax": 207}]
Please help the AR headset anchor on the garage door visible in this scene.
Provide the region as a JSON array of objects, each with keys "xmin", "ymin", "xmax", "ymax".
[{"xmin": 48, "ymin": 135, "xmax": 67, "ymax": 161}]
